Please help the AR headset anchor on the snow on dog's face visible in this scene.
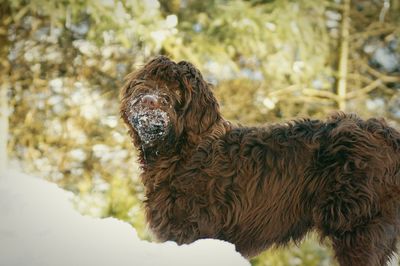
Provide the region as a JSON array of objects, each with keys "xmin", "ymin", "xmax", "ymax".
[{"xmin": 125, "ymin": 91, "xmax": 172, "ymax": 146}]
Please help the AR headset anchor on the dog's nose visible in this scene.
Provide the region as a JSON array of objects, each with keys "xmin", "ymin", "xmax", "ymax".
[{"xmin": 141, "ymin": 95, "xmax": 159, "ymax": 109}]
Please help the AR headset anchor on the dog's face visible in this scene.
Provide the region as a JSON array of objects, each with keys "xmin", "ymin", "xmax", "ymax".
[
  {"xmin": 121, "ymin": 56, "xmax": 222, "ymax": 155},
  {"xmin": 123, "ymin": 80, "xmax": 182, "ymax": 146}
]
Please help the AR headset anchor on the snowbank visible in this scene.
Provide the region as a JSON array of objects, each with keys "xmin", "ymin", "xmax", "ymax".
[{"xmin": 0, "ymin": 170, "xmax": 249, "ymax": 266}]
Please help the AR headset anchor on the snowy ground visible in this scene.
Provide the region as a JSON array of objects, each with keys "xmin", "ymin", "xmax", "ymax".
[{"xmin": 0, "ymin": 169, "xmax": 249, "ymax": 266}]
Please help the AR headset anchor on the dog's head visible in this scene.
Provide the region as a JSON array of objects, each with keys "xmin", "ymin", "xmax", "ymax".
[{"xmin": 120, "ymin": 56, "xmax": 222, "ymax": 155}]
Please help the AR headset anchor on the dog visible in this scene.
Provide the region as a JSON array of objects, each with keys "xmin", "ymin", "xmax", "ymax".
[{"xmin": 120, "ymin": 55, "xmax": 400, "ymax": 265}]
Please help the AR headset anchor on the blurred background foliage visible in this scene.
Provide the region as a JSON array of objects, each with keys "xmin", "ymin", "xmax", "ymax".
[{"xmin": 1, "ymin": 0, "xmax": 400, "ymax": 265}]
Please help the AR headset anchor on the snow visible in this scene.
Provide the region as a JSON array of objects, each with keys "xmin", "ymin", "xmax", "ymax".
[
  {"xmin": 129, "ymin": 105, "xmax": 170, "ymax": 145},
  {"xmin": 132, "ymin": 109, "xmax": 169, "ymax": 142},
  {"xmin": 371, "ymin": 46, "xmax": 400, "ymax": 73},
  {"xmin": 0, "ymin": 169, "xmax": 249, "ymax": 266}
]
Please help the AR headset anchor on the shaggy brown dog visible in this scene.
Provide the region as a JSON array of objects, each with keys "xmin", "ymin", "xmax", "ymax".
[{"xmin": 120, "ymin": 56, "xmax": 400, "ymax": 266}]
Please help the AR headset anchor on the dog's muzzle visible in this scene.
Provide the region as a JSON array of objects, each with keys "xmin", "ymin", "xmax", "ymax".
[{"xmin": 128, "ymin": 95, "xmax": 170, "ymax": 145}]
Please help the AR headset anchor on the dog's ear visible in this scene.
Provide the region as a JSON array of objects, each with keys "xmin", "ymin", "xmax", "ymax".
[{"xmin": 177, "ymin": 61, "xmax": 222, "ymax": 139}]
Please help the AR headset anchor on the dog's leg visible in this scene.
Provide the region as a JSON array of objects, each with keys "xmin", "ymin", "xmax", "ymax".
[
  {"xmin": 314, "ymin": 187, "xmax": 400, "ymax": 266},
  {"xmin": 330, "ymin": 219, "xmax": 398, "ymax": 266},
  {"xmin": 312, "ymin": 171, "xmax": 399, "ymax": 265}
]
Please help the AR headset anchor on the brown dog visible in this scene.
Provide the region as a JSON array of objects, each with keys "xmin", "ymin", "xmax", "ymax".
[{"xmin": 120, "ymin": 56, "xmax": 400, "ymax": 265}]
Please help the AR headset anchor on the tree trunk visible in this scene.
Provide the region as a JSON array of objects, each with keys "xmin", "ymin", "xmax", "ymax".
[{"xmin": 337, "ymin": 0, "xmax": 351, "ymax": 111}]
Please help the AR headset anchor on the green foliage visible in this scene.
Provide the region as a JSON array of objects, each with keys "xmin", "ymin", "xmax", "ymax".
[
  {"xmin": 2, "ymin": 0, "xmax": 400, "ymax": 265},
  {"xmin": 167, "ymin": 0, "xmax": 338, "ymax": 120},
  {"xmin": 250, "ymin": 234, "xmax": 337, "ymax": 266}
]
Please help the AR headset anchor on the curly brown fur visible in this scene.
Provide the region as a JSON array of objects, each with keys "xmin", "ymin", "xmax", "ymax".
[{"xmin": 120, "ymin": 56, "xmax": 400, "ymax": 265}]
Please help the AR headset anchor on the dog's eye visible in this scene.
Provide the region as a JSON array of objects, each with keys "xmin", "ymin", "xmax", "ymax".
[
  {"xmin": 159, "ymin": 95, "xmax": 170, "ymax": 105},
  {"xmin": 131, "ymin": 95, "xmax": 142, "ymax": 105},
  {"xmin": 161, "ymin": 97, "xmax": 168, "ymax": 105}
]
